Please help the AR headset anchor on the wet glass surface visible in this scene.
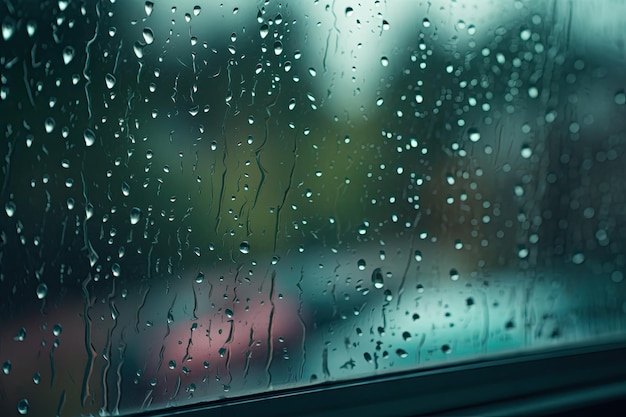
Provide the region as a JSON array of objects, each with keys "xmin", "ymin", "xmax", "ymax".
[{"xmin": 1, "ymin": 0, "xmax": 625, "ymax": 415}]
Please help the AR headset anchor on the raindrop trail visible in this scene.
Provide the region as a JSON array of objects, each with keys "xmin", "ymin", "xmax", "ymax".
[
  {"xmin": 251, "ymin": 84, "xmax": 280, "ymax": 213},
  {"xmin": 141, "ymin": 390, "xmax": 153, "ymax": 410},
  {"xmin": 113, "ymin": 39, "xmax": 122, "ymax": 74},
  {"xmin": 101, "ymin": 279, "xmax": 117, "ymax": 413},
  {"xmin": 170, "ymin": 375, "xmax": 181, "ymax": 402},
  {"xmin": 214, "ymin": 64, "xmax": 232, "ymax": 235},
  {"xmin": 224, "ymin": 336, "xmax": 233, "ymax": 386},
  {"xmin": 273, "ymin": 132, "xmax": 298, "ymax": 253},
  {"xmin": 81, "ymin": 274, "xmax": 97, "ymax": 407},
  {"xmin": 397, "ymin": 214, "xmax": 419, "ymax": 308},
  {"xmin": 264, "ymin": 271, "xmax": 276, "ymax": 387},
  {"xmin": 322, "ymin": 347, "xmax": 330, "ymax": 377},
  {"xmin": 49, "ymin": 350, "xmax": 55, "ymax": 388},
  {"xmin": 243, "ymin": 327, "xmax": 254, "ymax": 379},
  {"xmin": 164, "ymin": 294, "xmax": 177, "ymax": 340},
  {"xmin": 156, "ymin": 345, "xmax": 165, "ymax": 373},
  {"xmin": 80, "ymin": 172, "xmax": 90, "ymax": 250},
  {"xmin": 56, "ymin": 389, "xmax": 66, "ymax": 417},
  {"xmin": 297, "ymin": 267, "xmax": 307, "ymax": 381},
  {"xmin": 1, "ymin": 139, "xmax": 14, "ymax": 199},
  {"xmin": 22, "ymin": 61, "xmax": 35, "ymax": 107},
  {"xmin": 100, "ymin": 327, "xmax": 112, "ymax": 413},
  {"xmin": 135, "ymin": 286, "xmax": 151, "ymax": 334},
  {"xmin": 480, "ymin": 290, "xmax": 490, "ymax": 352},
  {"xmin": 113, "ymin": 330, "xmax": 126, "ymax": 415},
  {"xmin": 417, "ymin": 334, "xmax": 426, "ymax": 364},
  {"xmin": 83, "ymin": 0, "xmax": 101, "ymax": 120},
  {"xmin": 192, "ymin": 282, "xmax": 199, "ymax": 320}
]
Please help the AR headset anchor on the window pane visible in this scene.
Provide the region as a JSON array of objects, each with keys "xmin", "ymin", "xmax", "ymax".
[{"xmin": 1, "ymin": 0, "xmax": 625, "ymax": 415}]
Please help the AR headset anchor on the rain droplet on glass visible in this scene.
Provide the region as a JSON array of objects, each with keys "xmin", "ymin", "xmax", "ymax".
[
  {"xmin": 239, "ymin": 241, "xmax": 250, "ymax": 254},
  {"xmin": 145, "ymin": 1, "xmax": 154, "ymax": 16},
  {"xmin": 372, "ymin": 268, "xmax": 384, "ymax": 289},
  {"xmin": 468, "ymin": 128, "xmax": 481, "ymax": 142},
  {"xmin": 36, "ymin": 283, "xmax": 48, "ymax": 299},
  {"xmin": 142, "ymin": 28, "xmax": 154, "ymax": 44},
  {"xmin": 273, "ymin": 41, "xmax": 283, "ymax": 56},
  {"xmin": 17, "ymin": 399, "xmax": 29, "ymax": 415},
  {"xmin": 62, "ymin": 46, "xmax": 75, "ymax": 65},
  {"xmin": 130, "ymin": 207, "xmax": 142, "ymax": 224},
  {"xmin": 105, "ymin": 73, "xmax": 116, "ymax": 89},
  {"xmin": 83, "ymin": 128, "xmax": 96, "ymax": 146}
]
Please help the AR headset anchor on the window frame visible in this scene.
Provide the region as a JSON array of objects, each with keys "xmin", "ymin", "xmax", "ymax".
[{"xmin": 132, "ymin": 336, "xmax": 626, "ymax": 417}]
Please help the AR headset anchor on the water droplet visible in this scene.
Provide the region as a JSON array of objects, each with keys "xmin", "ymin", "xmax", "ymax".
[
  {"xmin": 380, "ymin": 56, "xmax": 389, "ymax": 67},
  {"xmin": 145, "ymin": 1, "xmax": 154, "ymax": 16},
  {"xmin": 518, "ymin": 247, "xmax": 529, "ymax": 259},
  {"xmin": 396, "ymin": 348, "xmax": 408, "ymax": 358},
  {"xmin": 3, "ymin": 360, "xmax": 11, "ymax": 374},
  {"xmin": 85, "ymin": 203, "xmax": 94, "ymax": 220},
  {"xmin": 402, "ymin": 331, "xmax": 411, "ymax": 341},
  {"xmin": 5, "ymin": 201, "xmax": 16, "ymax": 217},
  {"xmin": 105, "ymin": 73, "xmax": 116, "ymax": 89},
  {"xmin": 345, "ymin": 7, "xmax": 354, "ymax": 17},
  {"xmin": 62, "ymin": 46, "xmax": 75, "ymax": 65},
  {"xmin": 112, "ymin": 263, "xmax": 121, "ymax": 277},
  {"xmin": 572, "ymin": 253, "xmax": 585, "ymax": 265},
  {"xmin": 414, "ymin": 250, "xmax": 423, "ymax": 262},
  {"xmin": 382, "ymin": 20, "xmax": 390, "ymax": 30},
  {"xmin": 44, "ymin": 117, "xmax": 55, "ymax": 133},
  {"xmin": 288, "ymin": 98, "xmax": 296, "ymax": 110},
  {"xmin": 121, "ymin": 182, "xmax": 130, "ymax": 197},
  {"xmin": 130, "ymin": 207, "xmax": 142, "ymax": 225},
  {"xmin": 449, "ymin": 268, "xmax": 460, "ymax": 281},
  {"xmin": 195, "ymin": 272, "xmax": 205, "ymax": 283},
  {"xmin": 357, "ymin": 259, "xmax": 366, "ymax": 270},
  {"xmin": 36, "ymin": 283, "xmax": 48, "ymax": 299},
  {"xmin": 32, "ymin": 372, "xmax": 40, "ymax": 384},
  {"xmin": 168, "ymin": 360, "xmax": 176, "ymax": 369},
  {"xmin": 26, "ymin": 21, "xmax": 37, "ymax": 37},
  {"xmin": 372, "ymin": 268, "xmax": 384, "ymax": 289},
  {"xmin": 308, "ymin": 67, "xmax": 317, "ymax": 77},
  {"xmin": 468, "ymin": 128, "xmax": 481, "ymax": 142},
  {"xmin": 376, "ymin": 97, "xmax": 384, "ymax": 106},
  {"xmin": 2, "ymin": 19, "xmax": 15, "ymax": 41},
  {"xmin": 142, "ymin": 28, "xmax": 154, "ymax": 44},
  {"xmin": 259, "ymin": 24, "xmax": 269, "ymax": 39},
  {"xmin": 14, "ymin": 327, "xmax": 26, "ymax": 342},
  {"xmin": 239, "ymin": 241, "xmax": 250, "ymax": 254},
  {"xmin": 441, "ymin": 344, "xmax": 452, "ymax": 354},
  {"xmin": 133, "ymin": 42, "xmax": 144, "ymax": 59},
  {"xmin": 193, "ymin": 5, "xmax": 201, "ymax": 16},
  {"xmin": 225, "ymin": 309, "xmax": 234, "ymax": 318},
  {"xmin": 273, "ymin": 41, "xmax": 283, "ymax": 56},
  {"xmin": 17, "ymin": 399, "xmax": 29, "ymax": 415},
  {"xmin": 615, "ymin": 91, "xmax": 626, "ymax": 105},
  {"xmin": 520, "ymin": 145, "xmax": 532, "ymax": 159},
  {"xmin": 422, "ymin": 18, "xmax": 431, "ymax": 28},
  {"xmin": 83, "ymin": 128, "xmax": 96, "ymax": 146},
  {"xmin": 52, "ymin": 323, "xmax": 62, "ymax": 336}
]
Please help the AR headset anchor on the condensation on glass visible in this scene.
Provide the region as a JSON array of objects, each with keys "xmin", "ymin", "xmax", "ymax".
[{"xmin": 1, "ymin": 0, "xmax": 625, "ymax": 415}]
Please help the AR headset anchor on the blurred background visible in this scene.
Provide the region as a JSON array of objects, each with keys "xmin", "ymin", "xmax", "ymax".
[{"xmin": 1, "ymin": 0, "xmax": 625, "ymax": 415}]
